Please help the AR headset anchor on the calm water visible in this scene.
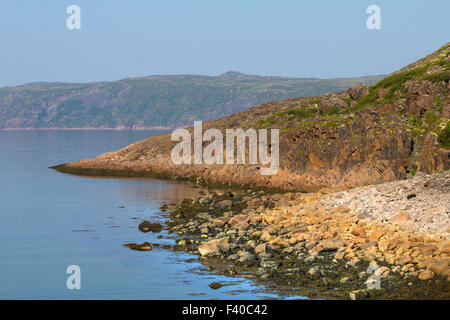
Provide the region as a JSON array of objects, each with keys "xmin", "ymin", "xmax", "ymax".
[{"xmin": 0, "ymin": 130, "xmax": 296, "ymax": 299}]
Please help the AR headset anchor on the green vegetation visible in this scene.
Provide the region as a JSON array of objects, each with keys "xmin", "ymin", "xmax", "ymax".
[
  {"xmin": 326, "ymin": 106, "xmax": 341, "ymax": 116},
  {"xmin": 350, "ymin": 57, "xmax": 449, "ymax": 113},
  {"xmin": 273, "ymin": 105, "xmax": 318, "ymax": 120},
  {"xmin": 309, "ymin": 98, "xmax": 322, "ymax": 104},
  {"xmin": 438, "ymin": 121, "xmax": 450, "ymax": 147},
  {"xmin": 423, "ymin": 71, "xmax": 450, "ymax": 83},
  {"xmin": 425, "ymin": 111, "xmax": 439, "ymax": 126},
  {"xmin": 257, "ymin": 117, "xmax": 275, "ymax": 129},
  {"xmin": 409, "ymin": 165, "xmax": 418, "ymax": 177},
  {"xmin": 350, "ymin": 89, "xmax": 379, "ymax": 112},
  {"xmin": 408, "ymin": 114, "xmax": 420, "ymax": 127}
]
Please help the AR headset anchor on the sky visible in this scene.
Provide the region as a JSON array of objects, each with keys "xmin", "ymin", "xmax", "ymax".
[{"xmin": 0, "ymin": 0, "xmax": 448, "ymax": 87}]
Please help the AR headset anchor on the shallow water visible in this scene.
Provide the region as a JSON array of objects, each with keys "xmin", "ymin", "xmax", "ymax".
[{"xmin": 0, "ymin": 130, "xmax": 302, "ymax": 299}]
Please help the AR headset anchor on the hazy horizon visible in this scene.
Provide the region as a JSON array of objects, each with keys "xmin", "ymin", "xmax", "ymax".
[{"xmin": 0, "ymin": 0, "xmax": 448, "ymax": 87}]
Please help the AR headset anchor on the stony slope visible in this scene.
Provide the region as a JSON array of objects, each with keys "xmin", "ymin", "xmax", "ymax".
[
  {"xmin": 54, "ymin": 43, "xmax": 450, "ymax": 192},
  {"xmin": 0, "ymin": 72, "xmax": 383, "ymax": 129}
]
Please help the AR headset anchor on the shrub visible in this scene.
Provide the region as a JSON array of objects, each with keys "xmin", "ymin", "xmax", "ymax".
[
  {"xmin": 438, "ymin": 121, "xmax": 450, "ymax": 147},
  {"xmin": 423, "ymin": 71, "xmax": 450, "ymax": 83},
  {"xmin": 274, "ymin": 106, "xmax": 317, "ymax": 120},
  {"xmin": 326, "ymin": 106, "xmax": 341, "ymax": 116}
]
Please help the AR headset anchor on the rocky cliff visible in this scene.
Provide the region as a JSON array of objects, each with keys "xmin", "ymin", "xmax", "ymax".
[{"xmin": 54, "ymin": 43, "xmax": 450, "ymax": 192}]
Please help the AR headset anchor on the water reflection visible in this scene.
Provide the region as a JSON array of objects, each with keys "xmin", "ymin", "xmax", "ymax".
[{"xmin": 1, "ymin": 130, "xmax": 293, "ymax": 299}]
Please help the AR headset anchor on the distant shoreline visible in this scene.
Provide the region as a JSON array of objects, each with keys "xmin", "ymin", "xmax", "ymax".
[{"xmin": 0, "ymin": 127, "xmax": 173, "ymax": 131}]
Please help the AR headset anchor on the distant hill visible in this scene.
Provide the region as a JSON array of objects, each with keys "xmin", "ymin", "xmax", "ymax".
[{"xmin": 0, "ymin": 72, "xmax": 384, "ymax": 129}]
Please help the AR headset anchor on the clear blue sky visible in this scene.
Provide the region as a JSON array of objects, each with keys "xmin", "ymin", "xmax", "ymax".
[{"xmin": 0, "ymin": 0, "xmax": 448, "ymax": 87}]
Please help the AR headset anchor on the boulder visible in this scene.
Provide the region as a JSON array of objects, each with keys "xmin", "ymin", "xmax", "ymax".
[
  {"xmin": 198, "ymin": 238, "xmax": 230, "ymax": 256},
  {"xmin": 348, "ymin": 85, "xmax": 369, "ymax": 100},
  {"xmin": 418, "ymin": 269, "xmax": 434, "ymax": 280}
]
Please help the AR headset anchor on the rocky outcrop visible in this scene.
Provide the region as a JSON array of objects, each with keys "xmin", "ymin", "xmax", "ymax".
[{"xmin": 53, "ymin": 43, "xmax": 450, "ymax": 193}]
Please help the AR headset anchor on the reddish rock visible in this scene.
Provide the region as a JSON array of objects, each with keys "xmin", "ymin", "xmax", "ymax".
[
  {"xmin": 228, "ymin": 214, "xmax": 249, "ymax": 226},
  {"xmin": 348, "ymin": 85, "xmax": 369, "ymax": 100},
  {"xmin": 320, "ymin": 238, "xmax": 344, "ymax": 251},
  {"xmin": 418, "ymin": 269, "xmax": 435, "ymax": 280},
  {"xmin": 254, "ymin": 243, "xmax": 267, "ymax": 255},
  {"xmin": 428, "ymin": 260, "xmax": 449, "ymax": 276}
]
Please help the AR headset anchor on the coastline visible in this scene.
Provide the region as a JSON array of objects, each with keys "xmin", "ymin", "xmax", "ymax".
[
  {"xmin": 53, "ymin": 162, "xmax": 450, "ymax": 299},
  {"xmin": 162, "ymin": 171, "xmax": 449, "ymax": 299}
]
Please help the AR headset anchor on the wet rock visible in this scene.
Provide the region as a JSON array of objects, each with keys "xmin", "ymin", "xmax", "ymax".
[
  {"xmin": 308, "ymin": 266, "xmax": 320, "ymax": 276},
  {"xmin": 260, "ymin": 260, "xmax": 280, "ymax": 269},
  {"xmin": 303, "ymin": 255, "xmax": 316, "ymax": 263},
  {"xmin": 208, "ymin": 282, "xmax": 223, "ymax": 289},
  {"xmin": 138, "ymin": 221, "xmax": 163, "ymax": 233},
  {"xmin": 340, "ymin": 277, "xmax": 349, "ymax": 283},
  {"xmin": 228, "ymin": 254, "xmax": 239, "ymax": 260},
  {"xmin": 349, "ymin": 290, "xmax": 369, "ymax": 300},
  {"xmin": 218, "ymin": 200, "xmax": 233, "ymax": 208},
  {"xmin": 258, "ymin": 252, "xmax": 273, "ymax": 259},
  {"xmin": 123, "ymin": 242, "xmax": 152, "ymax": 251},
  {"xmin": 237, "ymin": 251, "xmax": 257, "ymax": 263}
]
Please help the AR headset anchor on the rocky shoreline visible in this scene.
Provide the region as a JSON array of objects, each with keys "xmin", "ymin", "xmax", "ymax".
[
  {"xmin": 127, "ymin": 171, "xmax": 450, "ymax": 300},
  {"xmin": 51, "ymin": 43, "xmax": 449, "ymax": 299}
]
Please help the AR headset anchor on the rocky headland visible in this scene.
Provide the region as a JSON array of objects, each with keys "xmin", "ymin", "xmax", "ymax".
[
  {"xmin": 52, "ymin": 43, "xmax": 450, "ymax": 299},
  {"xmin": 53, "ymin": 43, "xmax": 449, "ymax": 192}
]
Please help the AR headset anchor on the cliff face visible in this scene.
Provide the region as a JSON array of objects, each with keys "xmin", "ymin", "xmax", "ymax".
[
  {"xmin": 0, "ymin": 73, "xmax": 383, "ymax": 129},
  {"xmin": 55, "ymin": 43, "xmax": 450, "ymax": 192}
]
